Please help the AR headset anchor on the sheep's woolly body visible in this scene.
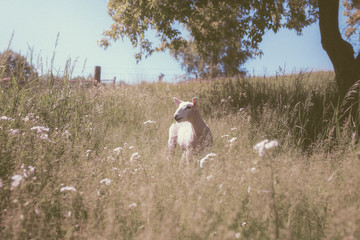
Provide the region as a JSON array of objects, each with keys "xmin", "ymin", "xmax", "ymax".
[{"xmin": 168, "ymin": 97, "xmax": 213, "ymax": 163}]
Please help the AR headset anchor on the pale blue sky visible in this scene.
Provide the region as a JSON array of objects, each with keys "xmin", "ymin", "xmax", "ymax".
[{"xmin": 0, "ymin": 0, "xmax": 342, "ymax": 83}]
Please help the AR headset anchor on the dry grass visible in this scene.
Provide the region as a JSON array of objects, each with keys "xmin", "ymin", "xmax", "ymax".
[{"xmin": 0, "ymin": 72, "xmax": 360, "ymax": 239}]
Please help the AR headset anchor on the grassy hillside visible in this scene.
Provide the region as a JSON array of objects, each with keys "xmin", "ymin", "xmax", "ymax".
[{"xmin": 0, "ymin": 72, "xmax": 359, "ymax": 239}]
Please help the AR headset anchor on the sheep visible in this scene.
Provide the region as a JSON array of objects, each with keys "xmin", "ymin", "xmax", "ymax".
[{"xmin": 168, "ymin": 97, "xmax": 213, "ymax": 163}]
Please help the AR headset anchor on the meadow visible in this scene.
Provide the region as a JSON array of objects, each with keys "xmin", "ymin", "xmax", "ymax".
[{"xmin": 0, "ymin": 71, "xmax": 360, "ymax": 239}]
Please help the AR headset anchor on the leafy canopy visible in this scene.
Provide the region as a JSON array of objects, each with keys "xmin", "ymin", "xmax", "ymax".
[
  {"xmin": 100, "ymin": 0, "xmax": 319, "ymax": 76},
  {"xmin": 343, "ymin": 0, "xmax": 360, "ymax": 46}
]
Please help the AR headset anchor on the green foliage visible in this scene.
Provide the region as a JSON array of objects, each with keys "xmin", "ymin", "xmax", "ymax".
[
  {"xmin": 171, "ymin": 39, "xmax": 249, "ymax": 78},
  {"xmin": 343, "ymin": 0, "xmax": 360, "ymax": 42},
  {"xmin": 0, "ymin": 50, "xmax": 38, "ymax": 86},
  {"xmin": 1, "ymin": 71, "xmax": 360, "ymax": 239},
  {"xmin": 101, "ymin": 0, "xmax": 319, "ymax": 77}
]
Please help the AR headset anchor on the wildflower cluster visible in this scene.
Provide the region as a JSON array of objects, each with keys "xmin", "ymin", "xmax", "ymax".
[
  {"xmin": 8, "ymin": 164, "xmax": 36, "ymax": 191},
  {"xmin": 60, "ymin": 186, "xmax": 77, "ymax": 192},
  {"xmin": 199, "ymin": 153, "xmax": 217, "ymax": 168},
  {"xmin": 31, "ymin": 126, "xmax": 50, "ymax": 141},
  {"xmin": 253, "ymin": 139, "xmax": 279, "ymax": 157},
  {"xmin": 0, "ymin": 116, "xmax": 15, "ymax": 121},
  {"xmin": 143, "ymin": 120, "xmax": 156, "ymax": 125}
]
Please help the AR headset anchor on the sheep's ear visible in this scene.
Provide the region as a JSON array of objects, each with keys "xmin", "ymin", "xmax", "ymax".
[
  {"xmin": 192, "ymin": 97, "xmax": 198, "ymax": 107},
  {"xmin": 173, "ymin": 97, "xmax": 182, "ymax": 106}
]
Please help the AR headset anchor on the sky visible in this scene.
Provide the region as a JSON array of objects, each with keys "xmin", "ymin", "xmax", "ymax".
[{"xmin": 0, "ymin": 0, "xmax": 343, "ymax": 83}]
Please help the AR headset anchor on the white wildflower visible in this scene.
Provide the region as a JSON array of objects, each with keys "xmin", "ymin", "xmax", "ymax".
[
  {"xmin": 28, "ymin": 165, "xmax": 35, "ymax": 173},
  {"xmin": 113, "ymin": 147, "xmax": 122, "ymax": 155},
  {"xmin": 62, "ymin": 130, "xmax": 71, "ymax": 139},
  {"xmin": 86, "ymin": 150, "xmax": 91, "ymax": 158},
  {"xmin": 22, "ymin": 165, "xmax": 35, "ymax": 178},
  {"xmin": 242, "ymin": 222, "xmax": 247, "ymax": 227},
  {"xmin": 219, "ymin": 183, "xmax": 224, "ymax": 194},
  {"xmin": 130, "ymin": 152, "xmax": 140, "ymax": 162},
  {"xmin": 247, "ymin": 186, "xmax": 251, "ymax": 193},
  {"xmin": 39, "ymin": 133, "xmax": 49, "ymax": 140},
  {"xmin": 100, "ymin": 178, "xmax": 111, "ymax": 185},
  {"xmin": 129, "ymin": 146, "xmax": 134, "ymax": 150},
  {"xmin": 199, "ymin": 153, "xmax": 216, "ymax": 168},
  {"xmin": 9, "ymin": 129, "xmax": 19, "ymax": 135},
  {"xmin": 253, "ymin": 139, "xmax": 268, "ymax": 149},
  {"xmin": 228, "ymin": 137, "xmax": 237, "ymax": 143},
  {"xmin": 265, "ymin": 140, "xmax": 279, "ymax": 149},
  {"xmin": 0, "ymin": 116, "xmax": 14, "ymax": 121},
  {"xmin": 206, "ymin": 175, "xmax": 213, "ymax": 180},
  {"xmin": 221, "ymin": 134, "xmax": 229, "ymax": 138},
  {"xmin": 231, "ymin": 127, "xmax": 237, "ymax": 131},
  {"xmin": 235, "ymin": 232, "xmax": 241, "ymax": 239},
  {"xmin": 11, "ymin": 174, "xmax": 23, "ymax": 188},
  {"xmin": 253, "ymin": 139, "xmax": 268, "ymax": 157},
  {"xmin": 31, "ymin": 126, "xmax": 49, "ymax": 133},
  {"xmin": 67, "ymin": 211, "xmax": 72, "ymax": 217},
  {"xmin": 22, "ymin": 116, "xmax": 30, "ymax": 122},
  {"xmin": 239, "ymin": 108, "xmax": 245, "ymax": 112},
  {"xmin": 253, "ymin": 139, "xmax": 279, "ymax": 157},
  {"xmin": 250, "ymin": 167, "xmax": 256, "ymax": 173},
  {"xmin": 20, "ymin": 214, "xmax": 24, "ymax": 220},
  {"xmin": 143, "ymin": 120, "xmax": 156, "ymax": 125},
  {"xmin": 60, "ymin": 186, "xmax": 77, "ymax": 192},
  {"xmin": 128, "ymin": 202, "xmax": 137, "ymax": 208}
]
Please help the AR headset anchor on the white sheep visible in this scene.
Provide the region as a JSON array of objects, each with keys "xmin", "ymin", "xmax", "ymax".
[{"xmin": 168, "ymin": 97, "xmax": 213, "ymax": 163}]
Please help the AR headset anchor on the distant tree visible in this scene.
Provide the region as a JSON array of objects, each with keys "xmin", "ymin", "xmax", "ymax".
[
  {"xmin": 0, "ymin": 50, "xmax": 37, "ymax": 86},
  {"xmin": 101, "ymin": 0, "xmax": 360, "ymax": 96},
  {"xmin": 171, "ymin": 39, "xmax": 249, "ymax": 78}
]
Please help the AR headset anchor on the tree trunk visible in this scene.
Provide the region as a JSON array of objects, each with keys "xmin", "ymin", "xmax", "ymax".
[{"xmin": 318, "ymin": 0, "xmax": 360, "ymax": 97}]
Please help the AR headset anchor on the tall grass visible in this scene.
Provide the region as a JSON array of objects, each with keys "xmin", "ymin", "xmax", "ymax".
[
  {"xmin": 0, "ymin": 66, "xmax": 360, "ymax": 239},
  {"xmin": 198, "ymin": 71, "xmax": 358, "ymax": 151}
]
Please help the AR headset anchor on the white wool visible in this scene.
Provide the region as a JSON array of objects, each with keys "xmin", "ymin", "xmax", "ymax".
[{"xmin": 168, "ymin": 97, "xmax": 213, "ymax": 163}]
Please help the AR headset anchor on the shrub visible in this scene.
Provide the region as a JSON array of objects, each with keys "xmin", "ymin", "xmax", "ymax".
[{"xmin": 0, "ymin": 50, "xmax": 38, "ymax": 86}]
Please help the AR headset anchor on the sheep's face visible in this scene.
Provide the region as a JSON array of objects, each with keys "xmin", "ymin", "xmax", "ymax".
[{"xmin": 173, "ymin": 97, "xmax": 198, "ymax": 123}]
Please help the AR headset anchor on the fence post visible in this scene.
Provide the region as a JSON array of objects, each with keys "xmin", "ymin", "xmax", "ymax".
[
  {"xmin": 113, "ymin": 77, "xmax": 116, "ymax": 85},
  {"xmin": 94, "ymin": 66, "xmax": 101, "ymax": 86}
]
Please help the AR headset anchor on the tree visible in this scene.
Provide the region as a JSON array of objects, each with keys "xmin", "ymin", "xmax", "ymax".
[
  {"xmin": 319, "ymin": 0, "xmax": 360, "ymax": 96},
  {"xmin": 171, "ymin": 39, "xmax": 249, "ymax": 78},
  {"xmin": 0, "ymin": 50, "xmax": 37, "ymax": 86},
  {"xmin": 101, "ymin": 0, "xmax": 359, "ymax": 95}
]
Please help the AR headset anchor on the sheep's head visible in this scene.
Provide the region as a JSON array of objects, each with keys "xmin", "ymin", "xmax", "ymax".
[{"xmin": 173, "ymin": 97, "xmax": 198, "ymax": 123}]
